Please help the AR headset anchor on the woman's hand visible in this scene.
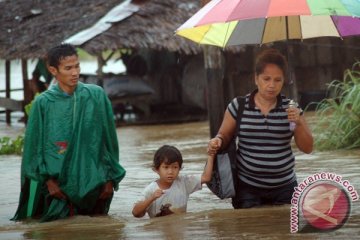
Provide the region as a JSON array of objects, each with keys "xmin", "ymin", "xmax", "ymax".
[
  {"xmin": 207, "ymin": 137, "xmax": 222, "ymax": 156},
  {"xmin": 286, "ymin": 105, "xmax": 314, "ymax": 154},
  {"xmin": 207, "ymin": 109, "xmax": 237, "ymax": 156},
  {"xmin": 286, "ymin": 106, "xmax": 301, "ymax": 125}
]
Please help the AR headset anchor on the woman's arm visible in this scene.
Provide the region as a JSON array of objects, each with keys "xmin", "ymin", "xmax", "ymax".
[
  {"xmin": 208, "ymin": 109, "xmax": 237, "ymax": 155},
  {"xmin": 287, "ymin": 107, "xmax": 314, "ymax": 154},
  {"xmin": 293, "ymin": 115, "xmax": 314, "ymax": 154}
]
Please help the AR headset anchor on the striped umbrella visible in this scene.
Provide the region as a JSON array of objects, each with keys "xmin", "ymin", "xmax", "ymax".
[{"xmin": 175, "ymin": 0, "xmax": 360, "ymax": 47}]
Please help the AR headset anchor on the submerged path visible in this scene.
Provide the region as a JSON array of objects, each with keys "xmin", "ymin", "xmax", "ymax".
[{"xmin": 0, "ymin": 118, "xmax": 359, "ymax": 239}]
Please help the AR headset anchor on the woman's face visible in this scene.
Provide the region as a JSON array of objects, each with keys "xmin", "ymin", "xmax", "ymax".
[{"xmin": 255, "ymin": 63, "xmax": 284, "ymax": 101}]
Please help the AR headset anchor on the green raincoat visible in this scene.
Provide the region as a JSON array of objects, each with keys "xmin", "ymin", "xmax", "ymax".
[{"xmin": 12, "ymin": 82, "xmax": 126, "ymax": 222}]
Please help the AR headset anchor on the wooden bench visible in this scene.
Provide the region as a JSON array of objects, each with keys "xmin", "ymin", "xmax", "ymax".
[
  {"xmin": 0, "ymin": 97, "xmax": 24, "ymax": 124},
  {"xmin": 0, "ymin": 97, "xmax": 24, "ymax": 112}
]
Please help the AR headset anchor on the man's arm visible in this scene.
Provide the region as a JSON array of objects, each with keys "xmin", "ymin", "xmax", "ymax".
[
  {"xmin": 22, "ymin": 96, "xmax": 49, "ymax": 184},
  {"xmin": 101, "ymin": 91, "xmax": 126, "ymax": 190}
]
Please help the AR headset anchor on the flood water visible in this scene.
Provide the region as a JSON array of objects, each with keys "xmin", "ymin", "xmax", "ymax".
[{"xmin": 0, "ymin": 116, "xmax": 359, "ymax": 239}]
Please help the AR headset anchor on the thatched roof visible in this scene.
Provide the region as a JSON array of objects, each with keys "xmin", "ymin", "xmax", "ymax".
[
  {"xmin": 0, "ymin": 0, "xmax": 201, "ymax": 60},
  {"xmin": 81, "ymin": 1, "xmax": 201, "ymax": 55}
]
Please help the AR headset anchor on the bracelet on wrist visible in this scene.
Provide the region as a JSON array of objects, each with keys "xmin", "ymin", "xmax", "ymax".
[{"xmin": 215, "ymin": 135, "xmax": 224, "ymax": 142}]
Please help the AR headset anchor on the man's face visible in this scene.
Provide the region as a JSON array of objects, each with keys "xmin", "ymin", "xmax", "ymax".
[{"xmin": 49, "ymin": 55, "xmax": 80, "ymax": 94}]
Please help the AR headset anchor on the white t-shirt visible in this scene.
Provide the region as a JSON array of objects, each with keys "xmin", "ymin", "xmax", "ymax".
[{"xmin": 140, "ymin": 174, "xmax": 202, "ymax": 218}]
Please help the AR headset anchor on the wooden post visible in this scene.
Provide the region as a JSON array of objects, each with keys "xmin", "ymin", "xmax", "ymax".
[
  {"xmin": 204, "ymin": 46, "xmax": 225, "ymax": 137},
  {"xmin": 96, "ymin": 54, "xmax": 105, "ymax": 87},
  {"xmin": 5, "ymin": 60, "xmax": 11, "ymax": 125},
  {"xmin": 200, "ymin": 0, "xmax": 225, "ymax": 138},
  {"xmin": 286, "ymin": 43, "xmax": 299, "ymax": 102},
  {"xmin": 21, "ymin": 59, "xmax": 30, "ymax": 123},
  {"xmin": 285, "ymin": 17, "xmax": 299, "ymax": 102}
]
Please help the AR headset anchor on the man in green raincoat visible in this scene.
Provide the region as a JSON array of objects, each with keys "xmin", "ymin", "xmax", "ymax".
[{"xmin": 12, "ymin": 44, "xmax": 126, "ymax": 222}]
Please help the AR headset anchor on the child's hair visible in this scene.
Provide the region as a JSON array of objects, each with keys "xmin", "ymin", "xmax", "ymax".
[{"xmin": 153, "ymin": 145, "xmax": 183, "ymax": 169}]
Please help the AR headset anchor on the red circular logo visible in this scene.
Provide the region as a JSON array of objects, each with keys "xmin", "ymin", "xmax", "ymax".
[{"xmin": 300, "ymin": 182, "xmax": 350, "ymax": 231}]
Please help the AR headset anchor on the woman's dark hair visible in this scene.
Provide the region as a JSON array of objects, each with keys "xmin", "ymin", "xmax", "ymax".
[
  {"xmin": 46, "ymin": 43, "xmax": 78, "ymax": 69},
  {"xmin": 153, "ymin": 145, "xmax": 183, "ymax": 169},
  {"xmin": 255, "ymin": 48, "xmax": 288, "ymax": 78}
]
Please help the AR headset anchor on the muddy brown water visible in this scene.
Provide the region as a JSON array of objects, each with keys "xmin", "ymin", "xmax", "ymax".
[{"xmin": 0, "ymin": 116, "xmax": 359, "ymax": 239}]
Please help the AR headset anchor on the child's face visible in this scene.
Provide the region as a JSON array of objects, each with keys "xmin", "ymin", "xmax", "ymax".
[{"xmin": 156, "ymin": 161, "xmax": 181, "ymax": 185}]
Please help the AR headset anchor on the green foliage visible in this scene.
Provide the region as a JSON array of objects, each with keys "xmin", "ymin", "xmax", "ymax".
[
  {"xmin": 24, "ymin": 93, "xmax": 41, "ymax": 117},
  {"xmin": 314, "ymin": 61, "xmax": 360, "ymax": 151},
  {"xmin": 0, "ymin": 135, "xmax": 24, "ymax": 155},
  {"xmin": 77, "ymin": 48, "xmax": 132, "ymax": 61},
  {"xmin": 24, "ymin": 101, "xmax": 33, "ymax": 116}
]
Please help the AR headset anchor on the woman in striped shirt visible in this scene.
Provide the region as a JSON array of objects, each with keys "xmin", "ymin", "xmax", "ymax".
[{"xmin": 208, "ymin": 48, "xmax": 313, "ymax": 209}]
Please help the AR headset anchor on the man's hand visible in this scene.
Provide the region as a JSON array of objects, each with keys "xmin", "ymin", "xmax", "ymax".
[
  {"xmin": 46, "ymin": 178, "xmax": 67, "ymax": 200},
  {"xmin": 99, "ymin": 181, "xmax": 114, "ymax": 199}
]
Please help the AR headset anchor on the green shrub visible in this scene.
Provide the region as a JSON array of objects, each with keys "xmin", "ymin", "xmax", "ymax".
[
  {"xmin": 314, "ymin": 61, "xmax": 360, "ymax": 150},
  {"xmin": 0, "ymin": 135, "xmax": 24, "ymax": 155}
]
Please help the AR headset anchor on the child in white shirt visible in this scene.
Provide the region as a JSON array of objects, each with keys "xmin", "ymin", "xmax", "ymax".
[{"xmin": 132, "ymin": 144, "xmax": 215, "ymax": 218}]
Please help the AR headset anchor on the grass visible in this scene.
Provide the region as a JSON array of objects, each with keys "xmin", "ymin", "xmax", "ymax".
[{"xmin": 313, "ymin": 61, "xmax": 360, "ymax": 151}]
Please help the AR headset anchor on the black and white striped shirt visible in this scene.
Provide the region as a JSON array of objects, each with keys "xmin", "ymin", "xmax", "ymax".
[{"xmin": 228, "ymin": 90, "xmax": 301, "ymax": 189}]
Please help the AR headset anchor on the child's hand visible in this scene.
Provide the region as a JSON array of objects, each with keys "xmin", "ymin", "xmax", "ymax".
[
  {"xmin": 207, "ymin": 137, "xmax": 222, "ymax": 156},
  {"xmin": 152, "ymin": 188, "xmax": 164, "ymax": 200}
]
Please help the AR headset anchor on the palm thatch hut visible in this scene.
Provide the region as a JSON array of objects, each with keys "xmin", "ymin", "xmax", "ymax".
[
  {"xmin": 0, "ymin": 0, "xmax": 204, "ymax": 124},
  {"xmin": 0, "ymin": 0, "xmax": 200, "ymax": 59}
]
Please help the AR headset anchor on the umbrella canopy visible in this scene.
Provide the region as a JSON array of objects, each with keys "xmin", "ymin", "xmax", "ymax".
[{"xmin": 175, "ymin": 0, "xmax": 360, "ymax": 47}]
